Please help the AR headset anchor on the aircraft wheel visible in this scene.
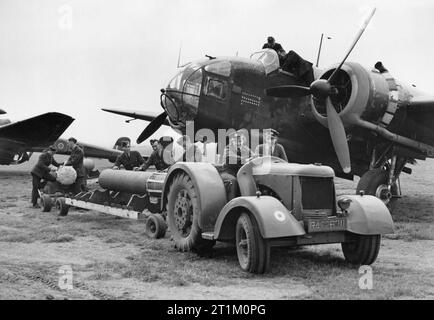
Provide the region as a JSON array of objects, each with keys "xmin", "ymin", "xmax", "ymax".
[
  {"xmin": 342, "ymin": 234, "xmax": 381, "ymax": 265},
  {"xmin": 167, "ymin": 172, "xmax": 215, "ymax": 252},
  {"xmin": 40, "ymin": 195, "xmax": 52, "ymax": 212},
  {"xmin": 235, "ymin": 212, "xmax": 270, "ymax": 274},
  {"xmin": 356, "ymin": 168, "xmax": 398, "ymax": 213},
  {"xmin": 55, "ymin": 197, "xmax": 70, "ymax": 216},
  {"xmin": 145, "ymin": 214, "xmax": 167, "ymax": 239}
]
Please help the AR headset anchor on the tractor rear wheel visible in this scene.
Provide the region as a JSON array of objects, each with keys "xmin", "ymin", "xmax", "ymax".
[
  {"xmin": 40, "ymin": 195, "xmax": 52, "ymax": 212},
  {"xmin": 167, "ymin": 172, "xmax": 215, "ymax": 252},
  {"xmin": 235, "ymin": 213, "xmax": 270, "ymax": 274},
  {"xmin": 356, "ymin": 168, "xmax": 399, "ymax": 213},
  {"xmin": 145, "ymin": 214, "xmax": 167, "ymax": 239},
  {"xmin": 342, "ymin": 234, "xmax": 381, "ymax": 265}
]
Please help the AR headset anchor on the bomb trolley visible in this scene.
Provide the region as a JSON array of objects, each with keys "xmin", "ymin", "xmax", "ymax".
[
  {"xmin": 38, "ymin": 180, "xmax": 77, "ymax": 213},
  {"xmin": 57, "ymin": 170, "xmax": 168, "ymax": 239}
]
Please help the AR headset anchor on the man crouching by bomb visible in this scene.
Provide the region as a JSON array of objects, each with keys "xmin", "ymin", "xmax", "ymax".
[
  {"xmin": 30, "ymin": 145, "xmax": 61, "ymax": 207},
  {"xmin": 138, "ymin": 136, "xmax": 175, "ymax": 172},
  {"xmin": 112, "ymin": 140, "xmax": 144, "ymax": 171},
  {"xmin": 64, "ymin": 137, "xmax": 86, "ymax": 194}
]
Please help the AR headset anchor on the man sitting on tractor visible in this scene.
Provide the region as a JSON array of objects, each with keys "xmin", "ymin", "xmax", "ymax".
[{"xmin": 220, "ymin": 130, "xmax": 255, "ymax": 199}]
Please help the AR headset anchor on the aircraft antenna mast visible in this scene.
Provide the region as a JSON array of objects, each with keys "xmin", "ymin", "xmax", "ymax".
[
  {"xmin": 177, "ymin": 44, "xmax": 182, "ymax": 68},
  {"xmin": 316, "ymin": 33, "xmax": 331, "ymax": 67}
]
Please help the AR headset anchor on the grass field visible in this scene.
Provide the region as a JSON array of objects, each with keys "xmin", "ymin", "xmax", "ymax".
[{"xmin": 0, "ymin": 159, "xmax": 433, "ymax": 299}]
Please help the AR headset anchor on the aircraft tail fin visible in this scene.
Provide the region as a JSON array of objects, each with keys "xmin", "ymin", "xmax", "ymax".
[{"xmin": 113, "ymin": 137, "xmax": 131, "ymax": 150}]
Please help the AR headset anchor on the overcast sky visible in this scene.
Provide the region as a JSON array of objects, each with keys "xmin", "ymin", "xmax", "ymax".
[{"xmin": 1, "ymin": 0, "xmax": 433, "ymax": 147}]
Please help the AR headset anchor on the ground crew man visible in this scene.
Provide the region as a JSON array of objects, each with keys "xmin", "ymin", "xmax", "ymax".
[
  {"xmin": 176, "ymin": 135, "xmax": 202, "ymax": 162},
  {"xmin": 30, "ymin": 146, "xmax": 60, "ymax": 207},
  {"xmin": 139, "ymin": 136, "xmax": 175, "ymax": 171},
  {"xmin": 112, "ymin": 141, "xmax": 144, "ymax": 170},
  {"xmin": 220, "ymin": 130, "xmax": 255, "ymax": 200},
  {"xmin": 262, "ymin": 36, "xmax": 286, "ymax": 65},
  {"xmin": 255, "ymin": 129, "xmax": 288, "ymax": 161},
  {"xmin": 64, "ymin": 137, "xmax": 86, "ymax": 194}
]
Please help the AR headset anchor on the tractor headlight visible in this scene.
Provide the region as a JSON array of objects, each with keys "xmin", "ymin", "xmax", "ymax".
[{"xmin": 337, "ymin": 198, "xmax": 352, "ymax": 212}]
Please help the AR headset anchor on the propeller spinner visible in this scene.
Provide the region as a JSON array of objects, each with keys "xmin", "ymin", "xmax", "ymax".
[{"xmin": 266, "ymin": 8, "xmax": 376, "ymax": 173}]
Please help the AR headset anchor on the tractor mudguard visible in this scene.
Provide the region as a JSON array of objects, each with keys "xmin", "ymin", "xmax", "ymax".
[
  {"xmin": 161, "ymin": 162, "xmax": 227, "ymax": 232},
  {"xmin": 339, "ymin": 194, "xmax": 394, "ymax": 235},
  {"xmin": 213, "ymin": 195, "xmax": 306, "ymax": 241}
]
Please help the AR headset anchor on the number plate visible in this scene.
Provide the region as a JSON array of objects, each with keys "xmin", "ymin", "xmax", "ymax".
[{"xmin": 306, "ymin": 217, "xmax": 347, "ymax": 233}]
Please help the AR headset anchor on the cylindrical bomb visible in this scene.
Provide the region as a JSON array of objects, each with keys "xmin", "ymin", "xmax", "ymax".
[{"xmin": 99, "ymin": 169, "xmax": 155, "ymax": 194}]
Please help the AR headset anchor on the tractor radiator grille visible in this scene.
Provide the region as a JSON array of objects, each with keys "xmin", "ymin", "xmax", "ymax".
[
  {"xmin": 300, "ymin": 177, "xmax": 334, "ymax": 211},
  {"xmin": 302, "ymin": 210, "xmax": 330, "ymax": 219}
]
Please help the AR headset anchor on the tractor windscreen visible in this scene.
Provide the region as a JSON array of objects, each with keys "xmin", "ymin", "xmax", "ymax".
[{"xmin": 300, "ymin": 177, "xmax": 335, "ymax": 210}]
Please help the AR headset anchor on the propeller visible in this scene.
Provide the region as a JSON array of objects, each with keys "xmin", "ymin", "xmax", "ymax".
[
  {"xmin": 265, "ymin": 8, "xmax": 376, "ymax": 173},
  {"xmin": 136, "ymin": 111, "xmax": 167, "ymax": 144},
  {"xmin": 326, "ymin": 97, "xmax": 351, "ymax": 173}
]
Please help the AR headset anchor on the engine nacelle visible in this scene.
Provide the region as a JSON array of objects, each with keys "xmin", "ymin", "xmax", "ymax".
[{"xmin": 311, "ymin": 62, "xmax": 404, "ymax": 130}]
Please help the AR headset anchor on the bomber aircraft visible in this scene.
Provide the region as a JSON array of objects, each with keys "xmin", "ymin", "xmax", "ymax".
[
  {"xmin": 102, "ymin": 9, "xmax": 434, "ymax": 211},
  {"xmin": 0, "ymin": 110, "xmax": 135, "ymax": 166}
]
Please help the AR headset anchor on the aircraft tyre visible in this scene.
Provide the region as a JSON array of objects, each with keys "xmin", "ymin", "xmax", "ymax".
[
  {"xmin": 55, "ymin": 197, "xmax": 70, "ymax": 216},
  {"xmin": 356, "ymin": 168, "xmax": 398, "ymax": 213},
  {"xmin": 235, "ymin": 212, "xmax": 270, "ymax": 274},
  {"xmin": 40, "ymin": 195, "xmax": 52, "ymax": 212},
  {"xmin": 167, "ymin": 172, "xmax": 215, "ymax": 253},
  {"xmin": 145, "ymin": 214, "xmax": 167, "ymax": 239},
  {"xmin": 342, "ymin": 234, "xmax": 381, "ymax": 265}
]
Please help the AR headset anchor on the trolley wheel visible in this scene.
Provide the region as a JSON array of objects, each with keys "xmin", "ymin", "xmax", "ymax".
[
  {"xmin": 55, "ymin": 197, "xmax": 70, "ymax": 216},
  {"xmin": 40, "ymin": 195, "xmax": 52, "ymax": 212},
  {"xmin": 145, "ymin": 214, "xmax": 167, "ymax": 239}
]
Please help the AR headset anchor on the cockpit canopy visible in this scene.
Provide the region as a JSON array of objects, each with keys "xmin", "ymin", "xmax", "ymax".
[{"xmin": 250, "ymin": 49, "xmax": 280, "ymax": 75}]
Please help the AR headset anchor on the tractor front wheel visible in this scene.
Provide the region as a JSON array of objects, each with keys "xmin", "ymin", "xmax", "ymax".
[
  {"xmin": 342, "ymin": 234, "xmax": 381, "ymax": 265},
  {"xmin": 235, "ymin": 212, "xmax": 270, "ymax": 274}
]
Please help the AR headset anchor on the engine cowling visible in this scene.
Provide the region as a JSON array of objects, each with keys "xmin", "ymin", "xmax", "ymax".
[{"xmin": 311, "ymin": 62, "xmax": 392, "ymax": 130}]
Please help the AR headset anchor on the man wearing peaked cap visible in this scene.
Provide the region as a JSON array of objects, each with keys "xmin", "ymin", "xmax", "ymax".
[{"xmin": 255, "ymin": 128, "xmax": 288, "ymax": 161}]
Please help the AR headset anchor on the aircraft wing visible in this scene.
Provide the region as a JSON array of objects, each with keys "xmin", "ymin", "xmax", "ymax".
[
  {"xmin": 408, "ymin": 96, "xmax": 434, "ymax": 113},
  {"xmin": 0, "ymin": 112, "xmax": 74, "ymax": 149},
  {"xmin": 52, "ymin": 138, "xmax": 123, "ymax": 163},
  {"xmin": 102, "ymin": 108, "xmax": 170, "ymax": 125},
  {"xmin": 404, "ymin": 96, "xmax": 434, "ymax": 147}
]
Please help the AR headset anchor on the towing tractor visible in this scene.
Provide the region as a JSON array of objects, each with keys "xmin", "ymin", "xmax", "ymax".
[{"xmin": 162, "ymin": 157, "xmax": 394, "ymax": 274}]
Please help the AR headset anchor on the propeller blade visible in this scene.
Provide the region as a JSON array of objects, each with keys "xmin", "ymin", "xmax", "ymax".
[
  {"xmin": 265, "ymin": 85, "xmax": 311, "ymax": 98},
  {"xmin": 136, "ymin": 111, "xmax": 167, "ymax": 144},
  {"xmin": 328, "ymin": 7, "xmax": 376, "ymax": 83},
  {"xmin": 325, "ymin": 98, "xmax": 351, "ymax": 173}
]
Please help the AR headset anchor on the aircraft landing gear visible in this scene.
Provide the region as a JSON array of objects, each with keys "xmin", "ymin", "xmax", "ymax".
[{"xmin": 357, "ymin": 155, "xmax": 403, "ymax": 213}]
